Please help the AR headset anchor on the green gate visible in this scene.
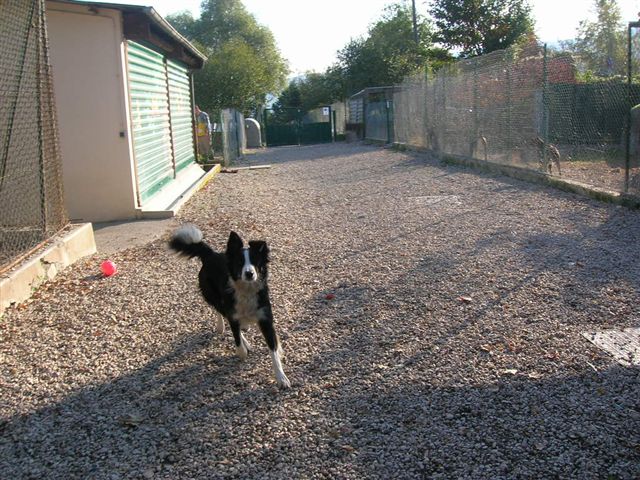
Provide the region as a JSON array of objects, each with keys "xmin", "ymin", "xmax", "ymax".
[{"xmin": 264, "ymin": 106, "xmax": 334, "ymax": 147}]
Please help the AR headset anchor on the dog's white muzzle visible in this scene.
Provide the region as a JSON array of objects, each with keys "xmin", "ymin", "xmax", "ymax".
[{"xmin": 242, "ymin": 248, "xmax": 258, "ymax": 281}]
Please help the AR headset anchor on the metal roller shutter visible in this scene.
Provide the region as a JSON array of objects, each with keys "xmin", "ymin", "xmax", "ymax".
[
  {"xmin": 127, "ymin": 40, "xmax": 173, "ymax": 203},
  {"xmin": 167, "ymin": 59, "xmax": 196, "ymax": 172}
]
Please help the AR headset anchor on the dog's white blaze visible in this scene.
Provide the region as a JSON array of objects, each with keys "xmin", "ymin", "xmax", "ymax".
[
  {"xmin": 270, "ymin": 348, "xmax": 290, "ymax": 388},
  {"xmin": 242, "ymin": 248, "xmax": 257, "ymax": 280}
]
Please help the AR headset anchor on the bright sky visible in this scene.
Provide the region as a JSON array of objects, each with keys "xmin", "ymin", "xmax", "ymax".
[{"xmin": 97, "ymin": 0, "xmax": 640, "ymax": 75}]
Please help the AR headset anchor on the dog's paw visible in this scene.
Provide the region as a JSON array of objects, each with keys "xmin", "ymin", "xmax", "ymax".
[
  {"xmin": 276, "ymin": 372, "xmax": 291, "ymax": 389},
  {"xmin": 215, "ymin": 316, "xmax": 225, "ymax": 335},
  {"xmin": 236, "ymin": 343, "xmax": 248, "ymax": 361}
]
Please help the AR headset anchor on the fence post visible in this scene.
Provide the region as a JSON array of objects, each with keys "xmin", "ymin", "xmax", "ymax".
[
  {"xmin": 36, "ymin": 0, "xmax": 47, "ymax": 234},
  {"xmin": 442, "ymin": 73, "xmax": 447, "ymax": 154},
  {"xmin": 626, "ymin": 22, "xmax": 637, "ymax": 193},
  {"xmin": 506, "ymin": 50, "xmax": 512, "ymax": 162},
  {"xmin": 262, "ymin": 108, "xmax": 268, "ymax": 147},
  {"xmin": 473, "ymin": 57, "xmax": 479, "ymax": 158},
  {"xmin": 332, "ymin": 108, "xmax": 337, "ymax": 142},
  {"xmin": 424, "ymin": 65, "xmax": 429, "ymax": 149},
  {"xmin": 542, "ymin": 44, "xmax": 549, "ymax": 169},
  {"xmin": 385, "ymin": 99, "xmax": 391, "ymax": 144}
]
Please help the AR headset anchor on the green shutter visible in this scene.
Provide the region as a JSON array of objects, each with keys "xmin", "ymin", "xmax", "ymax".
[
  {"xmin": 127, "ymin": 41, "xmax": 173, "ymax": 203},
  {"xmin": 167, "ymin": 59, "xmax": 196, "ymax": 172}
]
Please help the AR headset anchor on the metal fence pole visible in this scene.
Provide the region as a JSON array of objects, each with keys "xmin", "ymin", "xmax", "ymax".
[
  {"xmin": 332, "ymin": 108, "xmax": 337, "ymax": 141},
  {"xmin": 36, "ymin": 0, "xmax": 47, "ymax": 234},
  {"xmin": 506, "ymin": 52, "xmax": 513, "ymax": 162},
  {"xmin": 473, "ymin": 57, "xmax": 479, "ymax": 158},
  {"xmin": 542, "ymin": 44, "xmax": 549, "ymax": 169},
  {"xmin": 626, "ymin": 23, "xmax": 638, "ymax": 192},
  {"xmin": 424, "ymin": 65, "xmax": 429, "ymax": 149},
  {"xmin": 385, "ymin": 100, "xmax": 390, "ymax": 144},
  {"xmin": 442, "ymin": 74, "xmax": 447, "ymax": 154}
]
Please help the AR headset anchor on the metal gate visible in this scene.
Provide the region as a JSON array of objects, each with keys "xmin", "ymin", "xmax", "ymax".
[
  {"xmin": 264, "ymin": 106, "xmax": 334, "ymax": 147},
  {"xmin": 365, "ymin": 100, "xmax": 394, "ymax": 143}
]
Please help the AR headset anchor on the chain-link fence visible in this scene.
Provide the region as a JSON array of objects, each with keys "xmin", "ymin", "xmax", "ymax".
[
  {"xmin": 392, "ymin": 41, "xmax": 640, "ymax": 195},
  {"xmin": 1, "ymin": 0, "xmax": 68, "ymax": 272},
  {"xmin": 219, "ymin": 108, "xmax": 245, "ymax": 166}
]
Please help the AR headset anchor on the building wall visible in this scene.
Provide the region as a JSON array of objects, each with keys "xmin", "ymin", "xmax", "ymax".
[{"xmin": 47, "ymin": 2, "xmax": 138, "ymax": 222}]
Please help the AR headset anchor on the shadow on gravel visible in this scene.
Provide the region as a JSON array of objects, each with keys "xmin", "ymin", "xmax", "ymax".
[
  {"xmin": 301, "ymin": 283, "xmax": 639, "ymax": 478},
  {"xmin": 473, "ymin": 207, "xmax": 640, "ymax": 311},
  {"xmin": 0, "ymin": 332, "xmax": 280, "ymax": 479},
  {"xmin": 316, "ymin": 363, "xmax": 640, "ymax": 479}
]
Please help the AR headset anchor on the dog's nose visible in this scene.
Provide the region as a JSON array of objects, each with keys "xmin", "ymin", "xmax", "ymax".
[{"xmin": 244, "ymin": 270, "xmax": 255, "ymax": 280}]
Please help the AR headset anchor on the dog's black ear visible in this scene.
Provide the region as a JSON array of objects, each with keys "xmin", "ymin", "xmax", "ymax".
[
  {"xmin": 227, "ymin": 231, "xmax": 243, "ymax": 252},
  {"xmin": 249, "ymin": 240, "xmax": 270, "ymax": 263}
]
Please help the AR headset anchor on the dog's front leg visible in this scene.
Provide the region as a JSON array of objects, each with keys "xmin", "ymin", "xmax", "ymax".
[
  {"xmin": 215, "ymin": 312, "xmax": 225, "ymax": 334},
  {"xmin": 258, "ymin": 320, "xmax": 290, "ymax": 388},
  {"xmin": 229, "ymin": 320, "xmax": 249, "ymax": 360}
]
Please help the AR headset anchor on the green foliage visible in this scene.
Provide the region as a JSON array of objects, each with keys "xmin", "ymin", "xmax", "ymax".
[
  {"xmin": 165, "ymin": 10, "xmax": 198, "ymax": 38},
  {"xmin": 559, "ymin": 0, "xmax": 626, "ymax": 78},
  {"xmin": 271, "ymin": 2, "xmax": 455, "ymax": 109},
  {"xmin": 166, "ymin": 0, "xmax": 288, "ymax": 119},
  {"xmin": 335, "ymin": 3, "xmax": 449, "ymax": 94},
  {"xmin": 429, "ymin": 0, "xmax": 535, "ymax": 57},
  {"xmin": 273, "ymin": 71, "xmax": 343, "ymax": 114},
  {"xmin": 270, "ymin": 82, "xmax": 302, "ymax": 123}
]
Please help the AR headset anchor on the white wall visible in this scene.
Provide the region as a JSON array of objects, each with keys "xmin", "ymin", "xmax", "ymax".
[{"xmin": 47, "ymin": 2, "xmax": 138, "ymax": 222}]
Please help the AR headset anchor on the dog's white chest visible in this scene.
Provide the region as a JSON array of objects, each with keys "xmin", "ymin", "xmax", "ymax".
[{"xmin": 232, "ymin": 281, "xmax": 266, "ymax": 326}]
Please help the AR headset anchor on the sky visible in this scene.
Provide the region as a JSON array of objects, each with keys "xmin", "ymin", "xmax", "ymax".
[{"xmin": 101, "ymin": 0, "xmax": 640, "ymax": 75}]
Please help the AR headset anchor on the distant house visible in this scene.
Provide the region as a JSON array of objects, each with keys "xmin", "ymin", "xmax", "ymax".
[{"xmin": 46, "ymin": 0, "xmax": 209, "ymax": 222}]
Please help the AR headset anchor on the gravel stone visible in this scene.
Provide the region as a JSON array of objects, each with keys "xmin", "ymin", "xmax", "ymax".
[{"xmin": 1, "ymin": 143, "xmax": 639, "ymax": 479}]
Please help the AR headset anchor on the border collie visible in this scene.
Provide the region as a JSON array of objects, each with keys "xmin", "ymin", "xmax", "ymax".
[{"xmin": 169, "ymin": 225, "xmax": 290, "ymax": 388}]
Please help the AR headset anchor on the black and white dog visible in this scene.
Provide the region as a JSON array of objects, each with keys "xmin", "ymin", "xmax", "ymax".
[{"xmin": 169, "ymin": 225, "xmax": 290, "ymax": 388}]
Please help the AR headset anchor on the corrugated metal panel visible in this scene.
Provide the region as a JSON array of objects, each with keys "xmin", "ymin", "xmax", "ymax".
[
  {"xmin": 127, "ymin": 40, "xmax": 173, "ymax": 203},
  {"xmin": 167, "ymin": 59, "xmax": 195, "ymax": 172}
]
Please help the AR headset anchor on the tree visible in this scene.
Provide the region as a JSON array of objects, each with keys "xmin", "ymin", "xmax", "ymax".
[
  {"xmin": 274, "ymin": 72, "xmax": 343, "ymax": 111},
  {"xmin": 164, "ymin": 10, "xmax": 198, "ymax": 39},
  {"xmin": 560, "ymin": 0, "xmax": 626, "ymax": 78},
  {"xmin": 166, "ymin": 0, "xmax": 288, "ymax": 118},
  {"xmin": 429, "ymin": 0, "xmax": 535, "ymax": 58},
  {"xmin": 270, "ymin": 82, "xmax": 302, "ymax": 123},
  {"xmin": 334, "ymin": 3, "xmax": 452, "ymax": 95}
]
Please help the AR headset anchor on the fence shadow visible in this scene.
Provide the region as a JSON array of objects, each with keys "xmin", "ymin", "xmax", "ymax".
[{"xmin": 292, "ymin": 277, "xmax": 640, "ymax": 478}]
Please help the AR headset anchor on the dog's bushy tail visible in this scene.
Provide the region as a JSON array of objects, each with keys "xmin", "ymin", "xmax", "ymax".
[{"xmin": 169, "ymin": 224, "xmax": 214, "ymax": 261}]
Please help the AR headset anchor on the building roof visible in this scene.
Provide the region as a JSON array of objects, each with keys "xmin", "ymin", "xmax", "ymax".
[{"xmin": 48, "ymin": 0, "xmax": 206, "ymax": 68}]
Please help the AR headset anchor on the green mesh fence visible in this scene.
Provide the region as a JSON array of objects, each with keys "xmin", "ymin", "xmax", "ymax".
[
  {"xmin": 392, "ymin": 41, "xmax": 640, "ymax": 195},
  {"xmin": 0, "ymin": 0, "xmax": 68, "ymax": 271}
]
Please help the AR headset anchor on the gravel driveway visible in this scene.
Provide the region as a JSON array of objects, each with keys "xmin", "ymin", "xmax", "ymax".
[{"xmin": 2, "ymin": 143, "xmax": 639, "ymax": 479}]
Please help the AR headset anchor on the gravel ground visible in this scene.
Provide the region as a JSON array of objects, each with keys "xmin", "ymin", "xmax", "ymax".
[
  {"xmin": 560, "ymin": 160, "xmax": 640, "ymax": 196},
  {"xmin": 2, "ymin": 143, "xmax": 640, "ymax": 479}
]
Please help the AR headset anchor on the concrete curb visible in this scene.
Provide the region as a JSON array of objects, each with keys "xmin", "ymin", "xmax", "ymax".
[{"xmin": 1, "ymin": 223, "xmax": 97, "ymax": 316}]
